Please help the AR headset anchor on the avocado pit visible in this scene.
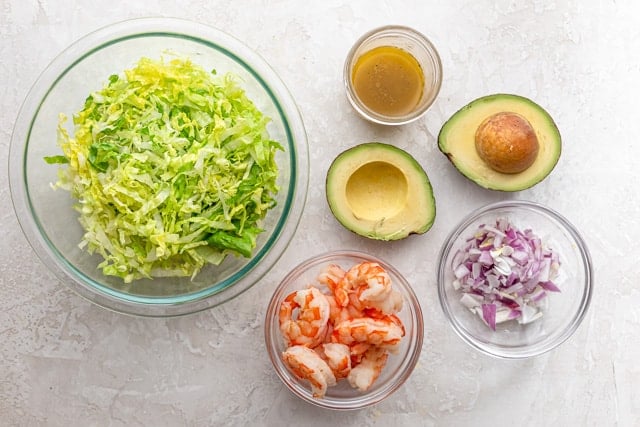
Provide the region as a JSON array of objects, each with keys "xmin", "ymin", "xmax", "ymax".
[{"xmin": 474, "ymin": 112, "xmax": 539, "ymax": 174}]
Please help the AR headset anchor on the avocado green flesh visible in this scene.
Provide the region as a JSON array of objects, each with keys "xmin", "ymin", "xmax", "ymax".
[
  {"xmin": 326, "ymin": 142, "xmax": 435, "ymax": 240},
  {"xmin": 438, "ymin": 94, "xmax": 561, "ymax": 191}
]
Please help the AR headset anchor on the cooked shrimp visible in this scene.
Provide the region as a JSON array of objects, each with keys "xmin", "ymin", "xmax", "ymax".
[
  {"xmin": 282, "ymin": 345, "xmax": 337, "ymax": 398},
  {"xmin": 364, "ymin": 287, "xmax": 403, "ymax": 315},
  {"xmin": 327, "ymin": 294, "xmax": 364, "ymax": 326},
  {"xmin": 320, "ymin": 343, "xmax": 351, "ymax": 379},
  {"xmin": 279, "ymin": 286, "xmax": 330, "ymax": 348},
  {"xmin": 350, "ymin": 262, "xmax": 391, "ymax": 301},
  {"xmin": 336, "ymin": 262, "xmax": 402, "ymax": 314},
  {"xmin": 347, "ymin": 342, "xmax": 371, "ymax": 366},
  {"xmin": 277, "ymin": 261, "xmax": 406, "ymax": 398},
  {"xmin": 335, "ymin": 262, "xmax": 389, "ymax": 307},
  {"xmin": 347, "ymin": 346, "xmax": 389, "ymax": 392},
  {"xmin": 317, "ymin": 264, "xmax": 346, "ymax": 295},
  {"xmin": 326, "ymin": 294, "xmax": 346, "ymax": 325},
  {"xmin": 332, "ymin": 314, "xmax": 405, "ymax": 352}
]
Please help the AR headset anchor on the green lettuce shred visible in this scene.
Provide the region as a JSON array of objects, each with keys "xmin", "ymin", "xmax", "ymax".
[{"xmin": 51, "ymin": 57, "xmax": 282, "ymax": 283}]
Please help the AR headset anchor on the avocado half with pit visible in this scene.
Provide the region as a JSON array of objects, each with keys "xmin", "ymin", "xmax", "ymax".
[
  {"xmin": 438, "ymin": 94, "xmax": 561, "ymax": 191},
  {"xmin": 326, "ymin": 142, "xmax": 436, "ymax": 240}
]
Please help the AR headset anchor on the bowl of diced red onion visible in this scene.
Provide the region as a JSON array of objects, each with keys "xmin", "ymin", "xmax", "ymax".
[{"xmin": 437, "ymin": 200, "xmax": 593, "ymax": 359}]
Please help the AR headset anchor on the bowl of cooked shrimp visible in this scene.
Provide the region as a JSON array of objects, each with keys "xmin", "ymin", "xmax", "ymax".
[{"xmin": 264, "ymin": 250, "xmax": 424, "ymax": 410}]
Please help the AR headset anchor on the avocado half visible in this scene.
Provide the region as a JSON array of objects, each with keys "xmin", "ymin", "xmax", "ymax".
[
  {"xmin": 326, "ymin": 142, "xmax": 436, "ymax": 240},
  {"xmin": 438, "ymin": 94, "xmax": 561, "ymax": 191}
]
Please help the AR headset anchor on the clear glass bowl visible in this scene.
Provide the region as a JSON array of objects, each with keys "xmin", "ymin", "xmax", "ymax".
[
  {"xmin": 264, "ymin": 250, "xmax": 424, "ymax": 410},
  {"xmin": 344, "ymin": 25, "xmax": 442, "ymax": 125},
  {"xmin": 437, "ymin": 200, "xmax": 593, "ymax": 359},
  {"xmin": 8, "ymin": 18, "xmax": 309, "ymax": 317}
]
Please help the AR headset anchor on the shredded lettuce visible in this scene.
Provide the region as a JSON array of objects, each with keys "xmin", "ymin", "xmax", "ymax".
[{"xmin": 50, "ymin": 57, "xmax": 282, "ymax": 283}]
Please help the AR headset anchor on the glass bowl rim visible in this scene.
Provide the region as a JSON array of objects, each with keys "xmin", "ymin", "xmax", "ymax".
[
  {"xmin": 436, "ymin": 200, "xmax": 593, "ymax": 359},
  {"xmin": 8, "ymin": 17, "xmax": 309, "ymax": 317}
]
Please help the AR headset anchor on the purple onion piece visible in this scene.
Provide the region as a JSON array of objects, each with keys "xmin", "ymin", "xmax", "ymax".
[{"xmin": 453, "ymin": 218, "xmax": 562, "ymax": 330}]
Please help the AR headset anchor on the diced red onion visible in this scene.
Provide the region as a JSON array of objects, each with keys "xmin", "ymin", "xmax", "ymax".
[
  {"xmin": 481, "ymin": 304, "xmax": 497, "ymax": 330},
  {"xmin": 540, "ymin": 281, "xmax": 561, "ymax": 292},
  {"xmin": 478, "ymin": 251, "xmax": 493, "ymax": 265},
  {"xmin": 451, "ymin": 218, "xmax": 562, "ymax": 330},
  {"xmin": 486, "ymin": 274, "xmax": 499, "ymax": 289},
  {"xmin": 460, "ymin": 293, "xmax": 483, "ymax": 309},
  {"xmin": 454, "ymin": 264, "xmax": 471, "ymax": 279}
]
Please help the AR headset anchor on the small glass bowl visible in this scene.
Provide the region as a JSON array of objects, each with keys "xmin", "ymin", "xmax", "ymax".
[
  {"xmin": 344, "ymin": 25, "xmax": 442, "ymax": 125},
  {"xmin": 264, "ymin": 250, "xmax": 424, "ymax": 410},
  {"xmin": 437, "ymin": 200, "xmax": 593, "ymax": 359}
]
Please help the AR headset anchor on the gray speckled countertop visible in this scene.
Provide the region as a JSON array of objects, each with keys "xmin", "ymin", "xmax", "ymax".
[{"xmin": 1, "ymin": 1, "xmax": 638, "ymax": 425}]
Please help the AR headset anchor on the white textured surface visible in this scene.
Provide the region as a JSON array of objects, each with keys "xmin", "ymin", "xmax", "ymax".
[{"xmin": 1, "ymin": 1, "xmax": 638, "ymax": 425}]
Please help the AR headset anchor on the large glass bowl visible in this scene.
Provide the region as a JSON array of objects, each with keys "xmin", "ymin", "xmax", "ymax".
[
  {"xmin": 8, "ymin": 18, "xmax": 309, "ymax": 317},
  {"xmin": 264, "ymin": 250, "xmax": 424, "ymax": 410},
  {"xmin": 437, "ymin": 200, "xmax": 593, "ymax": 359}
]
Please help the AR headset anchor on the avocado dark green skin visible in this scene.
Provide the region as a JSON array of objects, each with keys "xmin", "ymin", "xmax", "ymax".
[{"xmin": 325, "ymin": 142, "xmax": 436, "ymax": 240}]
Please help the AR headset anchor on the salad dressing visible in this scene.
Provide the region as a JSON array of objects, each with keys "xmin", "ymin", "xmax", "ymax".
[{"xmin": 351, "ymin": 46, "xmax": 424, "ymax": 117}]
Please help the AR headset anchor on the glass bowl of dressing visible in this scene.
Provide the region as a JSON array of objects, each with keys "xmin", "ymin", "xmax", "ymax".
[{"xmin": 344, "ymin": 25, "xmax": 442, "ymax": 125}]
